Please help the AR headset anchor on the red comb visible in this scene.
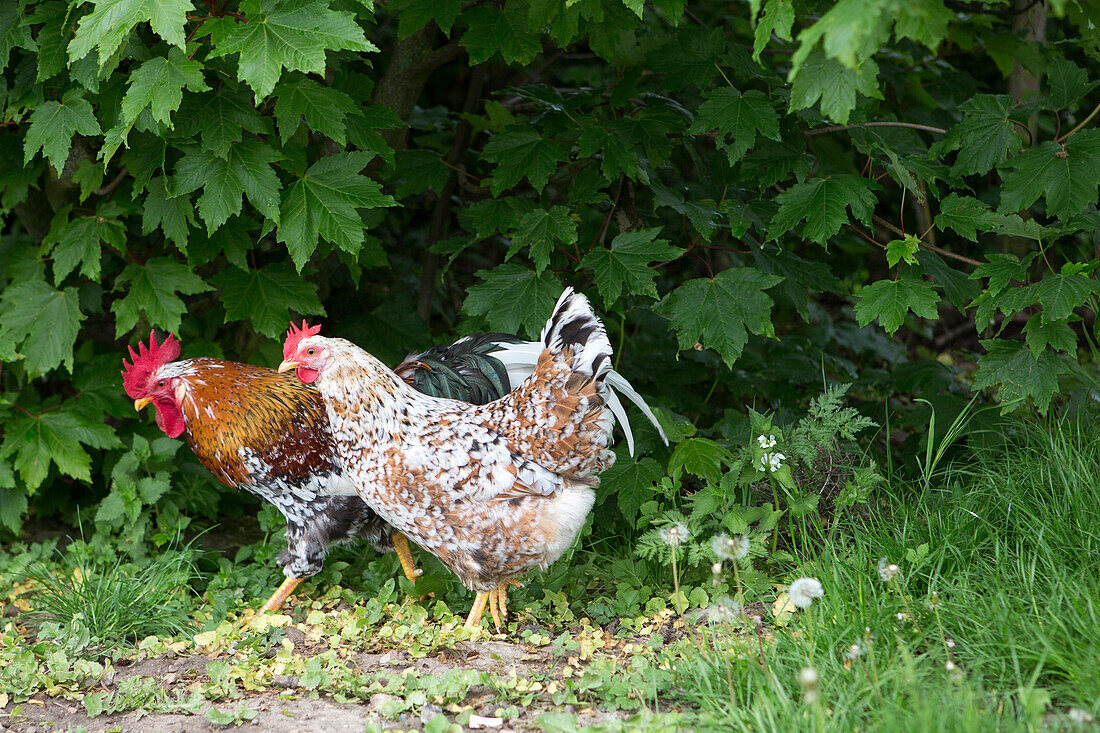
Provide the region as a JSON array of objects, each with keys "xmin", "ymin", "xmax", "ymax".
[
  {"xmin": 121, "ymin": 331, "xmax": 181, "ymax": 398},
  {"xmin": 283, "ymin": 320, "xmax": 322, "ymax": 359}
]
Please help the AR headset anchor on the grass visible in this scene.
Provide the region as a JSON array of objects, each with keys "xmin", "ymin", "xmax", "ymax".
[
  {"xmin": 1, "ymin": 416, "xmax": 1098, "ymax": 730},
  {"xmin": 19, "ymin": 540, "xmax": 196, "ymax": 646},
  {"xmin": 671, "ymin": 416, "xmax": 1100, "ymax": 730}
]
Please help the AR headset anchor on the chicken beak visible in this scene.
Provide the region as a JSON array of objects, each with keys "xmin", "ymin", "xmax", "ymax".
[
  {"xmin": 277, "ymin": 360, "xmax": 299, "ymax": 373},
  {"xmin": 134, "ymin": 397, "xmax": 153, "ymax": 411}
]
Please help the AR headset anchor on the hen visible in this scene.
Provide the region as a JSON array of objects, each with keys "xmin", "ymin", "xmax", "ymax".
[
  {"xmin": 279, "ymin": 289, "xmax": 662, "ymax": 629},
  {"xmin": 123, "ymin": 328, "xmax": 662, "ymax": 615}
]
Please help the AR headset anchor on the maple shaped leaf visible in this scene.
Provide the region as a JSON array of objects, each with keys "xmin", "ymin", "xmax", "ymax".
[
  {"xmin": 789, "ymin": 48, "xmax": 881, "ymax": 125},
  {"xmin": 462, "ymin": 264, "xmax": 564, "ymax": 338},
  {"xmin": 0, "ymin": 280, "xmax": 85, "ymax": 375},
  {"xmin": 0, "ymin": 405, "xmax": 121, "ymax": 491},
  {"xmin": 68, "ymin": 0, "xmax": 192, "ymax": 64},
  {"xmin": 854, "ymin": 276, "xmax": 940, "ymax": 334},
  {"xmin": 768, "ymin": 175, "xmax": 879, "ymax": 244},
  {"xmin": 934, "ymin": 193, "xmax": 1005, "ymax": 241},
  {"xmin": 580, "ymin": 228, "xmax": 683, "ymax": 306},
  {"xmin": 998, "ymin": 130, "xmax": 1100, "ymax": 222},
  {"xmin": 142, "ymin": 177, "xmax": 197, "ymax": 252},
  {"xmin": 23, "ymin": 89, "xmax": 102, "ymax": 174},
  {"xmin": 273, "ymin": 76, "xmax": 359, "ymax": 144},
  {"xmin": 460, "ymin": 5, "xmax": 541, "ymax": 66},
  {"xmin": 111, "ymin": 258, "xmax": 212, "ymax": 336},
  {"xmin": 208, "ymin": 0, "xmax": 376, "ymax": 102},
  {"xmin": 655, "ymin": 268, "xmax": 785, "ymax": 367},
  {"xmin": 42, "ymin": 205, "xmax": 126, "ymax": 284},
  {"xmin": 175, "ymin": 85, "xmax": 270, "ymax": 157},
  {"xmin": 937, "ymin": 95, "xmax": 1024, "ymax": 177},
  {"xmin": 483, "ymin": 128, "xmax": 569, "ymax": 195},
  {"xmin": 507, "ymin": 206, "xmax": 577, "ymax": 273},
  {"xmin": 172, "ymin": 139, "xmax": 282, "ymax": 232},
  {"xmin": 277, "ymin": 151, "xmax": 397, "ymax": 270},
  {"xmin": 973, "ymin": 338, "xmax": 1067, "ymax": 413},
  {"xmin": 211, "ymin": 263, "xmax": 325, "ymax": 337},
  {"xmin": 687, "ymin": 87, "xmax": 780, "ymax": 164}
]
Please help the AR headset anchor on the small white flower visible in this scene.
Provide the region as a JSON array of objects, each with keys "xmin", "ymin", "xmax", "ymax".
[
  {"xmin": 755, "ymin": 454, "xmax": 768, "ymax": 472},
  {"xmin": 711, "ymin": 562, "xmax": 723, "ymax": 576},
  {"xmin": 1068, "ymin": 708, "xmax": 1094, "ymax": 724},
  {"xmin": 768, "ymin": 452, "xmax": 786, "ymax": 472},
  {"xmin": 945, "ymin": 660, "xmax": 956, "ymax": 672},
  {"xmin": 757, "ymin": 434, "xmax": 777, "ymax": 450},
  {"xmin": 711, "ymin": 533, "xmax": 750, "ymax": 561},
  {"xmin": 927, "ymin": 591, "xmax": 943, "ymax": 610},
  {"xmin": 845, "ymin": 644, "xmax": 862, "ymax": 661},
  {"xmin": 896, "ymin": 612, "xmax": 909, "ymax": 622},
  {"xmin": 789, "ymin": 577, "xmax": 825, "ymax": 609},
  {"xmin": 798, "ymin": 666, "xmax": 819, "ymax": 703},
  {"xmin": 945, "ymin": 637, "xmax": 955, "ymax": 649},
  {"xmin": 877, "ymin": 557, "xmax": 900, "ymax": 582},
  {"xmin": 708, "ymin": 596, "xmax": 740, "ymax": 624},
  {"xmin": 660, "ymin": 522, "xmax": 689, "ymax": 547}
]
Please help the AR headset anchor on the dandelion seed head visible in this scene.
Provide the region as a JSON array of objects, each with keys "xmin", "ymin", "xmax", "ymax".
[
  {"xmin": 660, "ymin": 522, "xmax": 689, "ymax": 547},
  {"xmin": 845, "ymin": 644, "xmax": 862, "ymax": 661},
  {"xmin": 708, "ymin": 596, "xmax": 740, "ymax": 624},
  {"xmin": 711, "ymin": 562, "xmax": 723, "ymax": 576},
  {"xmin": 945, "ymin": 660, "xmax": 956, "ymax": 672},
  {"xmin": 1068, "ymin": 708, "xmax": 1094, "ymax": 724},
  {"xmin": 711, "ymin": 533, "xmax": 750, "ymax": 561},
  {"xmin": 945, "ymin": 637, "xmax": 955, "ymax": 649},
  {"xmin": 799, "ymin": 666, "xmax": 819, "ymax": 702},
  {"xmin": 927, "ymin": 591, "xmax": 943, "ymax": 611},
  {"xmin": 789, "ymin": 577, "xmax": 825, "ymax": 609},
  {"xmin": 878, "ymin": 557, "xmax": 900, "ymax": 582}
]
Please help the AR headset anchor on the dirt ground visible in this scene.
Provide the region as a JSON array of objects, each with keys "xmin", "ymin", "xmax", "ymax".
[{"xmin": 1, "ymin": 639, "xmax": 632, "ymax": 733}]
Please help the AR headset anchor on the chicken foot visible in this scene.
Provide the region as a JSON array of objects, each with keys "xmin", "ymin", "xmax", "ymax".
[
  {"xmin": 391, "ymin": 533, "xmax": 423, "ymax": 583},
  {"xmin": 463, "ymin": 580, "xmax": 523, "ymax": 632}
]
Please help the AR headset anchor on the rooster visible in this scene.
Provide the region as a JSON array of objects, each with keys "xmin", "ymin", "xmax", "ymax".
[
  {"xmin": 279, "ymin": 289, "xmax": 664, "ymax": 629},
  {"xmin": 123, "ymin": 327, "xmax": 662, "ymax": 615}
]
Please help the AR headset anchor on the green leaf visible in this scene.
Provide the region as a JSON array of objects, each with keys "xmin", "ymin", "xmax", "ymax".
[
  {"xmin": 1022, "ymin": 317, "xmax": 1078, "ymax": 357},
  {"xmin": 1046, "ymin": 58, "xmax": 1093, "ymax": 109},
  {"xmin": 0, "ymin": 2, "xmax": 34, "ymax": 74},
  {"xmin": 918, "ymin": 251, "xmax": 979, "ymax": 310},
  {"xmin": 937, "ymin": 95, "xmax": 1023, "ymax": 177},
  {"xmin": 173, "ymin": 139, "xmax": 282, "ymax": 232},
  {"xmin": 655, "ymin": 268, "xmax": 785, "ymax": 367},
  {"xmin": 885, "ymin": 234, "xmax": 920, "ymax": 267},
  {"xmin": 483, "ymin": 128, "xmax": 569, "ymax": 196},
  {"xmin": 576, "ymin": 120, "xmax": 645, "ymax": 182},
  {"xmin": 893, "ymin": 1, "xmax": 953, "ymax": 50},
  {"xmin": 390, "ymin": 0, "xmax": 462, "ymax": 40},
  {"xmin": 459, "ymin": 197, "xmax": 535, "ymax": 241},
  {"xmin": 969, "ymin": 253, "xmax": 1034, "ymax": 296},
  {"xmin": 789, "ymin": 48, "xmax": 881, "ymax": 125},
  {"xmin": 854, "ymin": 277, "xmax": 939, "ymax": 334},
  {"xmin": 208, "ymin": 0, "xmax": 376, "ymax": 102},
  {"xmin": 1031, "ymin": 272, "xmax": 1098, "ymax": 323},
  {"xmin": 211, "ymin": 263, "xmax": 325, "ymax": 337},
  {"xmin": 0, "ymin": 281, "xmax": 85, "ymax": 375},
  {"xmin": 142, "ymin": 177, "xmax": 196, "ymax": 252},
  {"xmin": 507, "ymin": 206, "xmax": 577, "ymax": 273},
  {"xmin": 112, "ymin": 258, "xmax": 211, "ymax": 336},
  {"xmin": 460, "ymin": 5, "xmax": 541, "ymax": 66},
  {"xmin": 934, "ymin": 193, "xmax": 1004, "ymax": 241},
  {"xmin": 43, "ymin": 206, "xmax": 127, "ymax": 285},
  {"xmin": 68, "ymin": 0, "xmax": 192, "ymax": 64},
  {"xmin": 580, "ymin": 228, "xmax": 683, "ymax": 306},
  {"xmin": 175, "ymin": 85, "xmax": 268, "ymax": 158},
  {"xmin": 998, "ymin": 130, "xmax": 1100, "ymax": 221},
  {"xmin": 278, "ymin": 151, "xmax": 397, "ymax": 270},
  {"xmin": 273, "ymin": 76, "xmax": 358, "ymax": 144},
  {"xmin": 103, "ymin": 48, "xmax": 208, "ymax": 161},
  {"xmin": 668, "ymin": 438, "xmax": 730, "ymax": 483},
  {"xmin": 392, "ymin": 150, "xmax": 449, "ymax": 198},
  {"xmin": 687, "ymin": 88, "xmax": 779, "ymax": 164},
  {"xmin": 753, "ymin": 0, "xmax": 794, "ymax": 62},
  {"xmin": 598, "ymin": 455, "xmax": 664, "ymax": 524},
  {"xmin": 768, "ymin": 176, "xmax": 879, "ymax": 244},
  {"xmin": 0, "ymin": 405, "xmax": 121, "ymax": 491},
  {"xmin": 23, "ymin": 89, "xmax": 102, "ymax": 174},
  {"xmin": 462, "ymin": 264, "xmax": 564, "ymax": 338},
  {"xmin": 973, "ymin": 339, "xmax": 1067, "ymax": 413}
]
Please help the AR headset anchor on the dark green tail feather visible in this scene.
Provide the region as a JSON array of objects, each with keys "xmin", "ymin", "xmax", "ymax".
[{"xmin": 397, "ymin": 333, "xmax": 522, "ymax": 405}]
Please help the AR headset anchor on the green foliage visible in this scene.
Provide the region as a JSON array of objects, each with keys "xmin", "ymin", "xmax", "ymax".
[{"xmin": 0, "ymin": 0, "xmax": 1097, "ymax": 548}]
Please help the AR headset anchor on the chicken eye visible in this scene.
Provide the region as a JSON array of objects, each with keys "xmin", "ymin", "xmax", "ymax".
[
  {"xmin": 306, "ymin": 348, "xmax": 316, "ymax": 356},
  {"xmin": 157, "ymin": 380, "xmax": 166, "ymax": 387}
]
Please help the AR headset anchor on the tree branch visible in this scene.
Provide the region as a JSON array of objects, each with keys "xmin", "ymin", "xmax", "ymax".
[
  {"xmin": 805, "ymin": 121, "xmax": 947, "ymax": 137},
  {"xmin": 872, "ymin": 214, "xmax": 983, "ymax": 267}
]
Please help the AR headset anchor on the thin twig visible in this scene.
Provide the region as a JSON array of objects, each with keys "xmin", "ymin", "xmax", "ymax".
[
  {"xmin": 805, "ymin": 121, "xmax": 947, "ymax": 137},
  {"xmin": 96, "ymin": 168, "xmax": 129, "ymax": 196},
  {"xmin": 872, "ymin": 214, "xmax": 983, "ymax": 267},
  {"xmin": 1055, "ymin": 99, "xmax": 1100, "ymax": 143}
]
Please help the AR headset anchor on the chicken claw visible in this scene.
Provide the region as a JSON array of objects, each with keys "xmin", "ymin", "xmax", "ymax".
[
  {"xmin": 391, "ymin": 533, "xmax": 423, "ymax": 583},
  {"xmin": 464, "ymin": 580, "xmax": 523, "ymax": 632}
]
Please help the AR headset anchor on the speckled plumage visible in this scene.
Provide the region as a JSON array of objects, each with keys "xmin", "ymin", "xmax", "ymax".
[{"xmin": 289, "ymin": 290, "xmax": 620, "ymax": 592}]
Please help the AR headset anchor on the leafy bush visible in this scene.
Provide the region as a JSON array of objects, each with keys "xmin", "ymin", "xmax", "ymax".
[{"xmin": 0, "ymin": 0, "xmax": 1098, "ymax": 552}]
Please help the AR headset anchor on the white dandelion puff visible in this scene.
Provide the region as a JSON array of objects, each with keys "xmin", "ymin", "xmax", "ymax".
[
  {"xmin": 945, "ymin": 660, "xmax": 956, "ymax": 672},
  {"xmin": 945, "ymin": 637, "xmax": 955, "ymax": 649},
  {"xmin": 708, "ymin": 596, "xmax": 740, "ymax": 624},
  {"xmin": 789, "ymin": 577, "xmax": 825, "ymax": 609},
  {"xmin": 660, "ymin": 522, "xmax": 689, "ymax": 547},
  {"xmin": 799, "ymin": 666, "xmax": 819, "ymax": 703},
  {"xmin": 845, "ymin": 644, "xmax": 862, "ymax": 661},
  {"xmin": 877, "ymin": 557, "xmax": 900, "ymax": 582},
  {"xmin": 1068, "ymin": 708, "xmax": 1094, "ymax": 724},
  {"xmin": 711, "ymin": 562, "xmax": 723, "ymax": 576},
  {"xmin": 712, "ymin": 533, "xmax": 750, "ymax": 561}
]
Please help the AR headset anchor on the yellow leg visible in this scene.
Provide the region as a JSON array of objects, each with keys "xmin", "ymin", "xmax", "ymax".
[
  {"xmin": 464, "ymin": 591, "xmax": 490, "ymax": 628},
  {"xmin": 496, "ymin": 579, "xmax": 522, "ymax": 623},
  {"xmin": 391, "ymin": 533, "xmax": 422, "ymax": 583},
  {"xmin": 258, "ymin": 576, "xmax": 303, "ymax": 614}
]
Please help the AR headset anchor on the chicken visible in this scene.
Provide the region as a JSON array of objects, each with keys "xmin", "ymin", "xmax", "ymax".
[
  {"xmin": 279, "ymin": 289, "xmax": 664, "ymax": 629},
  {"xmin": 123, "ymin": 328, "xmax": 663, "ymax": 616}
]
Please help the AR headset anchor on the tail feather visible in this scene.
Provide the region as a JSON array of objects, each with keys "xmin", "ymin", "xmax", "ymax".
[
  {"xmin": 540, "ymin": 287, "xmax": 612, "ymax": 379},
  {"xmin": 493, "ymin": 293, "xmax": 668, "ymax": 456}
]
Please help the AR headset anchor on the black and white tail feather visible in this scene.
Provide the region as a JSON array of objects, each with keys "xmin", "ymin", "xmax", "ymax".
[{"xmin": 489, "ymin": 288, "xmax": 667, "ymax": 455}]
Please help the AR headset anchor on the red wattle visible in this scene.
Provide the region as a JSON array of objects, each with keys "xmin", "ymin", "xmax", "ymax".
[
  {"xmin": 152, "ymin": 399, "xmax": 186, "ymax": 439},
  {"xmin": 296, "ymin": 367, "xmax": 320, "ymax": 384}
]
